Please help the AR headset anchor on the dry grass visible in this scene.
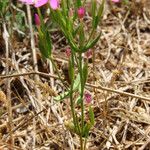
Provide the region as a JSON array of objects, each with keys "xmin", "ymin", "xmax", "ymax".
[{"xmin": 0, "ymin": 1, "xmax": 150, "ymax": 149}]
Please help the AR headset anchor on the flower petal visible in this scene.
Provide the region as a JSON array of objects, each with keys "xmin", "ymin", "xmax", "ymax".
[
  {"xmin": 18, "ymin": 0, "xmax": 34, "ymax": 5},
  {"xmin": 49, "ymin": 0, "xmax": 59, "ymax": 10},
  {"xmin": 111, "ymin": 0, "xmax": 120, "ymax": 3},
  {"xmin": 34, "ymin": 0, "xmax": 48, "ymax": 7}
]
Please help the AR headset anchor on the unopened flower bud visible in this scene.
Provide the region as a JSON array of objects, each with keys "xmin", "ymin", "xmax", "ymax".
[
  {"xmin": 77, "ymin": 7, "xmax": 85, "ymax": 19},
  {"xmin": 65, "ymin": 48, "xmax": 71, "ymax": 57},
  {"xmin": 34, "ymin": 13, "xmax": 40, "ymax": 27},
  {"xmin": 85, "ymin": 49, "xmax": 92, "ymax": 58},
  {"xmin": 85, "ymin": 92, "xmax": 92, "ymax": 104}
]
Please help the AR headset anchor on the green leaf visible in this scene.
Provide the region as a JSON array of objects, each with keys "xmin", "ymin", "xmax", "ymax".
[
  {"xmin": 64, "ymin": 119, "xmax": 81, "ymax": 135},
  {"xmin": 89, "ymin": 106, "xmax": 95, "ymax": 125},
  {"xmin": 76, "ymin": 0, "xmax": 81, "ymax": 7},
  {"xmin": 79, "ymin": 23, "xmax": 85, "ymax": 47},
  {"xmin": 61, "ymin": 0, "xmax": 67, "ymax": 17},
  {"xmin": 76, "ymin": 97, "xmax": 82, "ymax": 105},
  {"xmin": 82, "ymin": 32, "xmax": 101, "ymax": 52},
  {"xmin": 67, "ymin": 18, "xmax": 73, "ymax": 34},
  {"xmin": 51, "ymin": 10, "xmax": 66, "ymax": 31},
  {"xmin": 123, "ymin": 0, "xmax": 129, "ymax": 5},
  {"xmin": 54, "ymin": 91, "xmax": 70, "ymax": 101},
  {"xmin": 94, "ymin": 0, "xmax": 104, "ymax": 29},
  {"xmin": 0, "ymin": 0, "xmax": 9, "ymax": 16},
  {"xmin": 73, "ymin": 24, "xmax": 80, "ymax": 37},
  {"xmin": 38, "ymin": 29, "xmax": 52, "ymax": 58},
  {"xmin": 73, "ymin": 74, "xmax": 80, "ymax": 90},
  {"xmin": 82, "ymin": 106, "xmax": 95, "ymax": 137},
  {"xmin": 51, "ymin": 8, "xmax": 79, "ymax": 52},
  {"xmin": 54, "ymin": 74, "xmax": 80, "ymax": 101},
  {"xmin": 92, "ymin": 0, "xmax": 97, "ymax": 28},
  {"xmin": 82, "ymin": 62, "xmax": 88, "ymax": 87},
  {"xmin": 0, "ymin": 2, "xmax": 3, "ymax": 12},
  {"xmin": 64, "ymin": 120, "xmax": 76, "ymax": 133},
  {"xmin": 82, "ymin": 123, "xmax": 91, "ymax": 138},
  {"xmin": 68, "ymin": 58, "xmax": 74, "ymax": 82}
]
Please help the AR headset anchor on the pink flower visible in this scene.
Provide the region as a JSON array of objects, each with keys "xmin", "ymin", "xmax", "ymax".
[
  {"xmin": 85, "ymin": 92, "xmax": 92, "ymax": 104},
  {"xmin": 111, "ymin": 0, "xmax": 120, "ymax": 3},
  {"xmin": 77, "ymin": 7, "xmax": 85, "ymax": 19},
  {"xmin": 49, "ymin": 0, "xmax": 59, "ymax": 10},
  {"xmin": 85, "ymin": 49, "xmax": 92, "ymax": 58},
  {"xmin": 34, "ymin": 13, "xmax": 40, "ymax": 26},
  {"xmin": 34, "ymin": 0, "xmax": 48, "ymax": 7},
  {"xmin": 18, "ymin": 0, "xmax": 48, "ymax": 7},
  {"xmin": 65, "ymin": 48, "xmax": 71, "ymax": 57},
  {"xmin": 19, "ymin": 0, "xmax": 34, "ymax": 5}
]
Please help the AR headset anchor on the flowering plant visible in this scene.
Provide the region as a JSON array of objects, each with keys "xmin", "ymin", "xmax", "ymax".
[{"xmin": 18, "ymin": 0, "xmax": 105, "ymax": 149}]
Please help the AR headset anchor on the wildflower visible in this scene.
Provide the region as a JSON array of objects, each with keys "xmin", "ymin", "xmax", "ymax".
[
  {"xmin": 85, "ymin": 92, "xmax": 92, "ymax": 104},
  {"xmin": 111, "ymin": 0, "xmax": 120, "ymax": 3},
  {"xmin": 18, "ymin": 0, "xmax": 34, "ymax": 5},
  {"xmin": 65, "ymin": 48, "xmax": 71, "ymax": 57},
  {"xmin": 34, "ymin": 13, "xmax": 40, "ymax": 27},
  {"xmin": 34, "ymin": 0, "xmax": 48, "ymax": 7},
  {"xmin": 18, "ymin": 0, "xmax": 48, "ymax": 7},
  {"xmin": 85, "ymin": 49, "xmax": 92, "ymax": 58},
  {"xmin": 77, "ymin": 7, "xmax": 85, "ymax": 19},
  {"xmin": 49, "ymin": 0, "xmax": 59, "ymax": 10}
]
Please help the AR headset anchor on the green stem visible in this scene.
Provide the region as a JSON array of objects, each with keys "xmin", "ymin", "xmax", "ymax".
[
  {"xmin": 79, "ymin": 53, "xmax": 84, "ymax": 132},
  {"xmin": 78, "ymin": 52, "xmax": 85, "ymax": 149},
  {"xmin": 69, "ymin": 52, "xmax": 78, "ymax": 133},
  {"xmin": 80, "ymin": 136, "xmax": 83, "ymax": 150},
  {"xmin": 84, "ymin": 138, "xmax": 87, "ymax": 150}
]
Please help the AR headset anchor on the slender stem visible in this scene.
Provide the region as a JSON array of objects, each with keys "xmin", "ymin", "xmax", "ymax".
[
  {"xmin": 69, "ymin": 52, "xmax": 77, "ymax": 130},
  {"xmin": 78, "ymin": 52, "xmax": 85, "ymax": 150},
  {"xmin": 79, "ymin": 53, "xmax": 84, "ymax": 132},
  {"xmin": 84, "ymin": 138, "xmax": 87, "ymax": 150},
  {"xmin": 80, "ymin": 136, "xmax": 83, "ymax": 150}
]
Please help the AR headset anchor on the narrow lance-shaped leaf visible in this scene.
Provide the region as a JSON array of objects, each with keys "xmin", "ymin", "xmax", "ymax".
[
  {"xmin": 38, "ymin": 29, "xmax": 52, "ymax": 58},
  {"xmin": 61, "ymin": 0, "xmax": 68, "ymax": 20},
  {"xmin": 54, "ymin": 91, "xmax": 70, "ymax": 101},
  {"xmin": 82, "ymin": 107, "xmax": 95, "ymax": 138},
  {"xmin": 73, "ymin": 24, "xmax": 80, "ymax": 37},
  {"xmin": 79, "ymin": 23, "xmax": 85, "ymax": 47},
  {"xmin": 82, "ymin": 32, "xmax": 101, "ymax": 52},
  {"xmin": 37, "ymin": 9, "xmax": 52, "ymax": 58},
  {"xmin": 52, "ymin": 10, "xmax": 78, "ymax": 51},
  {"xmin": 91, "ymin": 0, "xmax": 97, "ymax": 28},
  {"xmin": 82, "ymin": 123, "xmax": 91, "ymax": 138},
  {"xmin": 82, "ymin": 62, "xmax": 88, "ymax": 88},
  {"xmin": 94, "ymin": 0, "xmax": 104, "ymax": 29},
  {"xmin": 89, "ymin": 106, "xmax": 95, "ymax": 125},
  {"xmin": 68, "ymin": 58, "xmax": 74, "ymax": 82},
  {"xmin": 0, "ymin": 2, "xmax": 2, "ymax": 12},
  {"xmin": 54, "ymin": 74, "xmax": 80, "ymax": 101},
  {"xmin": 51, "ymin": 10, "xmax": 66, "ymax": 31},
  {"xmin": 76, "ymin": 0, "xmax": 81, "ymax": 8}
]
